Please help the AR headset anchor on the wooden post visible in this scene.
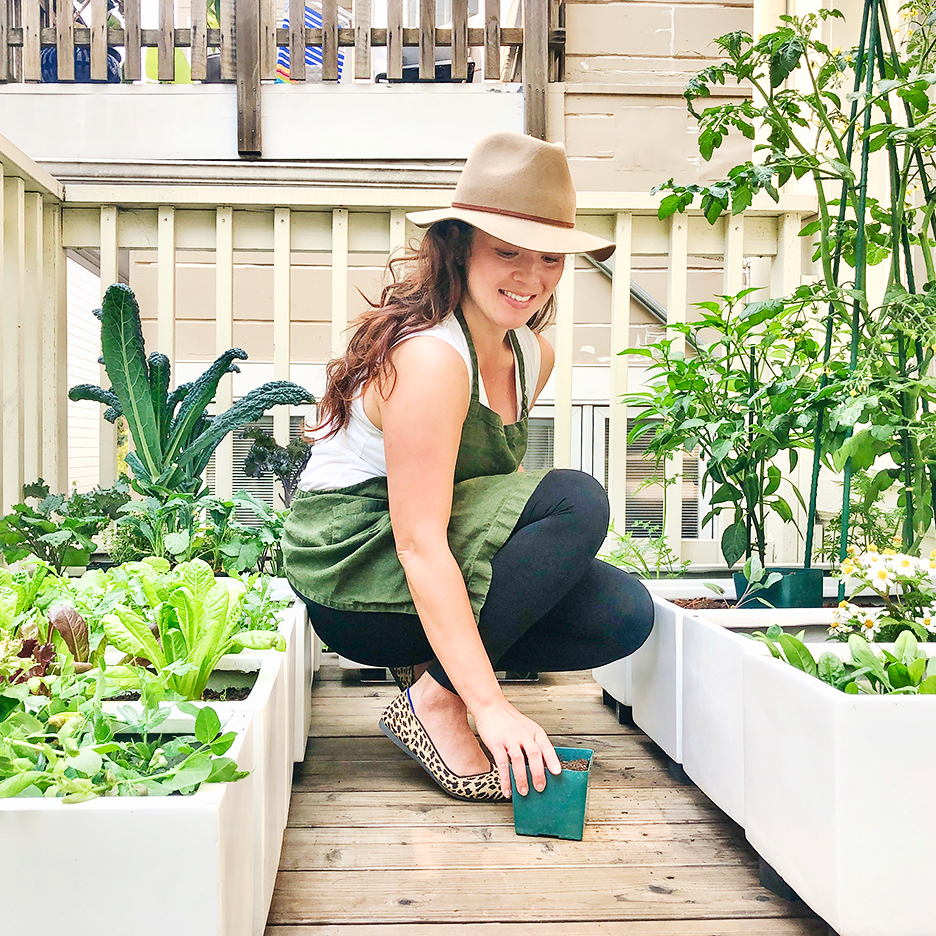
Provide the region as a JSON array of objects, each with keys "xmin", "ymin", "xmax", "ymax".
[
  {"xmin": 122, "ymin": 0, "xmax": 141, "ymax": 81},
  {"xmin": 353, "ymin": 0, "xmax": 371, "ymax": 80},
  {"xmin": 237, "ymin": 0, "xmax": 262, "ymax": 154},
  {"xmin": 23, "ymin": 0, "xmax": 40, "ymax": 80},
  {"xmin": 419, "ymin": 0, "xmax": 434, "ymax": 80},
  {"xmin": 322, "ymin": 0, "xmax": 338, "ymax": 80},
  {"xmin": 191, "ymin": 0, "xmax": 208, "ymax": 80},
  {"xmin": 158, "ymin": 0, "xmax": 175, "ymax": 81},
  {"xmin": 260, "ymin": 0, "xmax": 276, "ymax": 79},
  {"xmin": 452, "ymin": 0, "xmax": 467, "ymax": 80},
  {"xmin": 387, "ymin": 0, "xmax": 402, "ymax": 80},
  {"xmin": 483, "ymin": 0, "xmax": 499, "ymax": 80},
  {"xmin": 157, "ymin": 206, "xmax": 176, "ymax": 365},
  {"xmin": 522, "ymin": 0, "xmax": 548, "ymax": 138},
  {"xmin": 57, "ymin": 0, "xmax": 75, "ymax": 81},
  {"xmin": 331, "ymin": 208, "xmax": 348, "ymax": 359},
  {"xmin": 214, "ymin": 206, "xmax": 234, "ymax": 499}
]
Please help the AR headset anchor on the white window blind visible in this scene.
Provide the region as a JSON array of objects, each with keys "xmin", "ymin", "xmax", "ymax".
[{"xmin": 521, "ymin": 417, "xmax": 555, "ymax": 472}]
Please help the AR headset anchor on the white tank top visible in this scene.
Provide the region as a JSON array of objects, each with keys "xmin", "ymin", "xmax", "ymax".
[{"xmin": 296, "ymin": 315, "xmax": 542, "ymax": 492}]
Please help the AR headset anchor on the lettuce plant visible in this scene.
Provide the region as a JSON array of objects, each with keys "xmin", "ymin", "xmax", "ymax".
[
  {"xmin": 101, "ymin": 559, "xmax": 285, "ymax": 700},
  {"xmin": 0, "ymin": 674, "xmax": 247, "ymax": 802},
  {"xmin": 69, "ymin": 283, "xmax": 314, "ymax": 498}
]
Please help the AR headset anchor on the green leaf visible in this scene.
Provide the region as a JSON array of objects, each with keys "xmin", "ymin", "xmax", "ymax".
[
  {"xmin": 163, "ymin": 530, "xmax": 191, "ymax": 556},
  {"xmin": 194, "ymin": 706, "xmax": 222, "ymax": 745},
  {"xmin": 919, "ymin": 675, "xmax": 936, "ymax": 694},
  {"xmin": 721, "ymin": 519, "xmax": 748, "ymax": 568},
  {"xmin": 710, "ymin": 483, "xmax": 742, "ymax": 505},
  {"xmin": 817, "ymin": 652, "xmax": 846, "ymax": 686},
  {"xmin": 907, "ymin": 657, "xmax": 927, "ymax": 686},
  {"xmin": 895, "ymin": 629, "xmax": 918, "ymax": 665},
  {"xmin": 888, "ymin": 662, "xmax": 912, "ymax": 689},
  {"xmin": 777, "ymin": 634, "xmax": 818, "ymax": 677},
  {"xmin": 98, "ymin": 285, "xmax": 163, "ymax": 479},
  {"xmin": 63, "ymin": 748, "xmax": 103, "ymax": 777},
  {"xmin": 160, "ymin": 753, "xmax": 214, "ymax": 792},
  {"xmin": 229, "ymin": 631, "xmax": 286, "ymax": 652}
]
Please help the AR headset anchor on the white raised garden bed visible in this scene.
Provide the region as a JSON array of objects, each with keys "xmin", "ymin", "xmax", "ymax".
[
  {"xmin": 743, "ymin": 648, "xmax": 936, "ymax": 936},
  {"xmin": 0, "ymin": 711, "xmax": 258, "ymax": 936}
]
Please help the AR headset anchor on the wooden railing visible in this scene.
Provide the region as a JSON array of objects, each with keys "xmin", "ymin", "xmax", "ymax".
[{"xmin": 1, "ymin": 0, "xmax": 564, "ymax": 153}]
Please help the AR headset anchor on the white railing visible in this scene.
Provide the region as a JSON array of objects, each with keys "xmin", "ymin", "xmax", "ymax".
[{"xmin": 1, "ymin": 146, "xmax": 818, "ymax": 565}]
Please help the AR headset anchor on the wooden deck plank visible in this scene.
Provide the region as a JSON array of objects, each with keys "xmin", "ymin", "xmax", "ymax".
[
  {"xmin": 268, "ymin": 865, "xmax": 813, "ymax": 924},
  {"xmin": 272, "ymin": 662, "xmax": 824, "ymax": 934},
  {"xmin": 266, "ymin": 922, "xmax": 829, "ymax": 936},
  {"xmin": 279, "ymin": 823, "xmax": 755, "ymax": 871}
]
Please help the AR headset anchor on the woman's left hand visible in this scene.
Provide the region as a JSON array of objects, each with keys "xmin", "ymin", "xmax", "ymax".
[{"xmin": 472, "ymin": 697, "xmax": 562, "ymax": 798}]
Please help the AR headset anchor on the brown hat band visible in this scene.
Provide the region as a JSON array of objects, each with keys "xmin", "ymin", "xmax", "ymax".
[{"xmin": 451, "ymin": 201, "xmax": 576, "ymax": 230}]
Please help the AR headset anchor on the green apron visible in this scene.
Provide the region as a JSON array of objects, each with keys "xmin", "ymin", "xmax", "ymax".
[{"xmin": 282, "ymin": 310, "xmax": 550, "ymax": 620}]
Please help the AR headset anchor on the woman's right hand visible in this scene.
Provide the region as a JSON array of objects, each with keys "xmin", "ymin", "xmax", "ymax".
[{"xmin": 472, "ymin": 697, "xmax": 562, "ymax": 798}]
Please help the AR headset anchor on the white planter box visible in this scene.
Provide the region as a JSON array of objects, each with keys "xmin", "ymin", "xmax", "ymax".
[
  {"xmin": 103, "ymin": 625, "xmax": 291, "ymax": 936},
  {"xmin": 743, "ymin": 650, "xmax": 936, "ymax": 936},
  {"xmin": 0, "ymin": 712, "xmax": 258, "ymax": 936}
]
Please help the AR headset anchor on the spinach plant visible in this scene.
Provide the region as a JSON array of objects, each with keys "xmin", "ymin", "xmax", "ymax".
[
  {"xmin": 69, "ymin": 283, "xmax": 314, "ymax": 499},
  {"xmin": 752, "ymin": 625, "xmax": 936, "ymax": 694}
]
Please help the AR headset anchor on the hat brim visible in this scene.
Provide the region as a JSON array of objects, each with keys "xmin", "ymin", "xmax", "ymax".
[{"xmin": 406, "ymin": 207, "xmax": 615, "ymax": 262}]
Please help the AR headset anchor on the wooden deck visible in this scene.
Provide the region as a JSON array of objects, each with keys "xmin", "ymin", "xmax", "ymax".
[{"xmin": 265, "ymin": 658, "xmax": 828, "ymax": 935}]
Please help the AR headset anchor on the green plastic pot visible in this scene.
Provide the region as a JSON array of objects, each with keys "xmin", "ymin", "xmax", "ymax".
[
  {"xmin": 510, "ymin": 746, "xmax": 593, "ymax": 841},
  {"xmin": 733, "ymin": 566, "xmax": 824, "ymax": 609}
]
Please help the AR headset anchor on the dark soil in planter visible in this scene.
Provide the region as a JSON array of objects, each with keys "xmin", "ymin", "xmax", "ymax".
[
  {"xmin": 672, "ymin": 597, "xmax": 734, "ymax": 609},
  {"xmin": 105, "ymin": 686, "xmax": 253, "ymax": 702},
  {"xmin": 561, "ymin": 759, "xmax": 590, "ymax": 771}
]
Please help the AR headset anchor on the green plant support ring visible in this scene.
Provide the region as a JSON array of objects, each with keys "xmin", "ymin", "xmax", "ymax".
[
  {"xmin": 510, "ymin": 745, "xmax": 593, "ymax": 841},
  {"xmin": 733, "ymin": 567, "xmax": 824, "ymax": 609}
]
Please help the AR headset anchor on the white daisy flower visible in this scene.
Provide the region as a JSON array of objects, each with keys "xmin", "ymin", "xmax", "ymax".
[
  {"xmin": 915, "ymin": 607, "xmax": 936, "ymax": 635},
  {"xmin": 857, "ymin": 608, "xmax": 884, "ymax": 640},
  {"xmin": 871, "ymin": 565, "xmax": 896, "ymax": 594}
]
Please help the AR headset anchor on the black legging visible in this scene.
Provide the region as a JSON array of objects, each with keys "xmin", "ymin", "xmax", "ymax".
[{"xmin": 299, "ymin": 469, "xmax": 655, "ymax": 692}]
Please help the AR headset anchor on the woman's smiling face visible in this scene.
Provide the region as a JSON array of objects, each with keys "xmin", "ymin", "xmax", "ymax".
[{"xmin": 462, "ymin": 229, "xmax": 564, "ymax": 330}]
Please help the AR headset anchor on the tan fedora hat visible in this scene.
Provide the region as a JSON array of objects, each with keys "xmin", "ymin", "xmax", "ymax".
[{"xmin": 407, "ymin": 132, "xmax": 615, "ymax": 262}]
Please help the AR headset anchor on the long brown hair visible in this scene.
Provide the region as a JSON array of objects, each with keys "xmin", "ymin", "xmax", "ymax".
[{"xmin": 316, "ymin": 220, "xmax": 557, "ymax": 438}]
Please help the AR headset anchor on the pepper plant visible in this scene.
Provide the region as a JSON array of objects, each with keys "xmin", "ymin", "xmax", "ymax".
[{"xmin": 622, "ymin": 288, "xmax": 822, "ymax": 567}]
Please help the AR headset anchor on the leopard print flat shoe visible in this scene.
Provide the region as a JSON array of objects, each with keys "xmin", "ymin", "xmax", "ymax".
[{"xmin": 378, "ymin": 689, "xmax": 506, "ymax": 802}]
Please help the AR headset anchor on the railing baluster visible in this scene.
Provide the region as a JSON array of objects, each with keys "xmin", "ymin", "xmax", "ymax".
[
  {"xmin": 289, "ymin": 0, "xmax": 306, "ymax": 81},
  {"xmin": 387, "ymin": 0, "xmax": 402, "ymax": 80},
  {"xmin": 221, "ymin": 0, "xmax": 235, "ymax": 80},
  {"xmin": 157, "ymin": 206, "xmax": 176, "ymax": 366},
  {"xmin": 214, "ymin": 206, "xmax": 234, "ymax": 499},
  {"xmin": 260, "ymin": 0, "xmax": 276, "ymax": 79},
  {"xmin": 57, "ymin": 0, "xmax": 74, "ymax": 81},
  {"xmin": 322, "ymin": 0, "xmax": 338, "ymax": 81},
  {"xmin": 0, "ymin": 0, "xmax": 9, "ymax": 82},
  {"xmin": 419, "ymin": 0, "xmax": 434, "ymax": 81},
  {"xmin": 484, "ymin": 0, "xmax": 499, "ymax": 81},
  {"xmin": 41, "ymin": 202, "xmax": 67, "ymax": 493},
  {"xmin": 522, "ymin": 0, "xmax": 548, "ymax": 138},
  {"xmin": 124, "ymin": 0, "xmax": 141, "ymax": 81},
  {"xmin": 452, "ymin": 0, "xmax": 467, "ymax": 80},
  {"xmin": 553, "ymin": 255, "xmax": 574, "ymax": 469},
  {"xmin": 608, "ymin": 212, "xmax": 633, "ymax": 534},
  {"xmin": 91, "ymin": 0, "xmax": 107, "ymax": 81},
  {"xmin": 22, "ymin": 193, "xmax": 41, "ymax": 484},
  {"xmin": 191, "ymin": 0, "xmax": 208, "ymax": 81},
  {"xmin": 273, "ymin": 207, "xmax": 292, "ymax": 447},
  {"xmin": 664, "ymin": 215, "xmax": 688, "ymax": 558},
  {"xmin": 23, "ymin": 0, "xmax": 40, "ymax": 80},
  {"xmin": 353, "ymin": 0, "xmax": 371, "ymax": 80},
  {"xmin": 331, "ymin": 208, "xmax": 349, "ymax": 358},
  {"xmin": 158, "ymin": 0, "xmax": 174, "ymax": 81},
  {"xmin": 99, "ymin": 206, "xmax": 119, "ymax": 486}
]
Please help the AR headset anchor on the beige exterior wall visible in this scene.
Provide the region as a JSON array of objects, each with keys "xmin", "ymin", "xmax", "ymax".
[{"xmin": 562, "ymin": 0, "xmax": 755, "ymax": 191}]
